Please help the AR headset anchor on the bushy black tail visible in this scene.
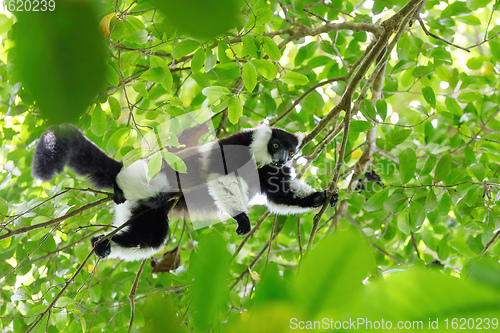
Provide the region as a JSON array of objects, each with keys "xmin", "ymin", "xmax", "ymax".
[{"xmin": 32, "ymin": 124, "xmax": 123, "ymax": 189}]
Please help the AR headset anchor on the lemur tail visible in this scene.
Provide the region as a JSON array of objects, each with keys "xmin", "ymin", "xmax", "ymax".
[{"xmin": 32, "ymin": 124, "xmax": 123, "ymax": 189}]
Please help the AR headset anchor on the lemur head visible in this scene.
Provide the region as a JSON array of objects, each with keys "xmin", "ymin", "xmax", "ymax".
[{"xmin": 250, "ymin": 125, "xmax": 304, "ymax": 168}]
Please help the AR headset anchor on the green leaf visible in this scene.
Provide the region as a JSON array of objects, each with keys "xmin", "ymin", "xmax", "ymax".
[
  {"xmin": 364, "ymin": 188, "xmax": 389, "ymax": 212},
  {"xmin": 106, "ymin": 128, "xmax": 130, "ymax": 155},
  {"xmin": 445, "ymin": 97, "xmax": 463, "ymax": 116},
  {"xmin": 162, "ymin": 67, "xmax": 173, "ymax": 91},
  {"xmin": 438, "ymin": 193, "xmax": 451, "ymax": 216},
  {"xmin": 375, "ymin": 99, "xmax": 387, "ymax": 120},
  {"xmin": 383, "ymin": 191, "xmax": 407, "ymax": 212},
  {"xmin": 445, "ymin": 168, "xmax": 467, "ymax": 185},
  {"xmin": 132, "ymin": 81, "xmax": 149, "ymax": 99},
  {"xmin": 142, "ymin": 67, "xmax": 165, "ymax": 83},
  {"xmin": 13, "ymin": 1, "xmax": 105, "ymax": 123},
  {"xmin": 356, "ymin": 268, "xmax": 500, "ymax": 323},
  {"xmin": 120, "ymin": 52, "xmax": 139, "ymax": 72},
  {"xmin": 148, "ymin": 0, "xmax": 240, "ymax": 39},
  {"xmin": 161, "ymin": 151, "xmax": 187, "ymax": 173},
  {"xmin": 466, "ymin": 56, "xmax": 487, "ymax": 70},
  {"xmin": 204, "ymin": 49, "xmax": 217, "ymax": 73},
  {"xmin": 217, "ymin": 40, "xmax": 231, "ymax": 64},
  {"xmin": 450, "ymin": 238, "xmax": 478, "ymax": 257},
  {"xmin": 191, "ymin": 48, "xmax": 205, "ymax": 73},
  {"xmin": 122, "ymin": 148, "xmax": 145, "ymax": 168},
  {"xmin": 399, "ymin": 148, "xmax": 417, "ymax": 184},
  {"xmin": 294, "ymin": 229, "xmax": 374, "ymax": 316},
  {"xmin": 262, "ymin": 36, "xmax": 282, "ymax": 61},
  {"xmin": 0, "ymin": 236, "xmax": 11, "ymax": 249},
  {"xmin": 279, "ymin": 71, "xmax": 309, "ymax": 85},
  {"xmin": 254, "ymin": 7, "xmax": 274, "ymax": 26},
  {"xmin": 464, "ymin": 146, "xmax": 475, "ymax": 166},
  {"xmin": 437, "ymin": 234, "xmax": 450, "ymax": 260},
  {"xmin": 421, "ymin": 86, "xmax": 436, "ymax": 108},
  {"xmin": 171, "ymin": 39, "xmax": 200, "ymax": 59},
  {"xmin": 441, "ymin": 1, "xmax": 471, "ymax": 18},
  {"xmin": 105, "ymin": 64, "xmax": 120, "ymax": 86},
  {"xmin": 141, "ymin": 295, "xmax": 187, "ymax": 333},
  {"xmin": 364, "ymin": 101, "xmax": 376, "ymax": 120},
  {"xmin": 350, "ymin": 120, "xmax": 373, "ymax": 133},
  {"xmin": 150, "ymin": 55, "xmax": 170, "ymax": 70},
  {"xmin": 202, "ymin": 86, "xmax": 231, "ymax": 98},
  {"xmin": 91, "ymin": 104, "xmax": 106, "ymax": 137},
  {"xmin": 420, "ymin": 154, "xmax": 436, "ymax": 176},
  {"xmin": 0, "ymin": 197, "xmax": 8, "ymax": 216},
  {"xmin": 147, "ymin": 154, "xmax": 163, "ymax": 179},
  {"xmin": 434, "ymin": 154, "xmax": 452, "ymax": 182},
  {"xmin": 425, "ymin": 189, "xmax": 438, "ymax": 212},
  {"xmin": 397, "ymin": 213, "xmax": 410, "ymax": 235},
  {"xmin": 108, "ymin": 96, "xmax": 121, "ymax": 120},
  {"xmin": 190, "ymin": 232, "xmax": 231, "ymax": 331},
  {"xmin": 409, "ymin": 201, "xmax": 425, "ymax": 231},
  {"xmin": 242, "ymin": 62, "xmax": 257, "ymax": 91},
  {"xmin": 391, "ymin": 129, "xmax": 412, "ymax": 146},
  {"xmin": 228, "ymin": 96, "xmax": 243, "ymax": 124},
  {"xmin": 251, "ymin": 59, "xmax": 278, "ymax": 80},
  {"xmin": 470, "ymin": 163, "xmax": 485, "ymax": 181},
  {"xmin": 241, "ymin": 34, "xmax": 259, "ymax": 58}
]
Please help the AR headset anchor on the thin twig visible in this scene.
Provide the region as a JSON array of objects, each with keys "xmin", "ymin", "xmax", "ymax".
[
  {"xmin": 0, "ymin": 196, "xmax": 112, "ymax": 241},
  {"xmin": 233, "ymin": 211, "xmax": 271, "ymax": 259},
  {"xmin": 480, "ymin": 229, "xmax": 500, "ymax": 257},
  {"xmin": 26, "ymin": 249, "xmax": 96, "ymax": 333},
  {"xmin": 128, "ymin": 259, "xmax": 147, "ymax": 332},
  {"xmin": 265, "ymin": 215, "xmax": 278, "ymax": 267}
]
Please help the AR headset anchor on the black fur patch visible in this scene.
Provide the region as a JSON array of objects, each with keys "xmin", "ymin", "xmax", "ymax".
[{"xmin": 32, "ymin": 124, "xmax": 123, "ymax": 189}]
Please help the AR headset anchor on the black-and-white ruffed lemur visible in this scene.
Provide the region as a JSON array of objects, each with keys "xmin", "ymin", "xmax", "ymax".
[{"xmin": 32, "ymin": 124, "xmax": 338, "ymax": 261}]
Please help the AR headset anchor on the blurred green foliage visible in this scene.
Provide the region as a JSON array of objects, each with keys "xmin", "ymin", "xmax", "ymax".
[{"xmin": 0, "ymin": 0, "xmax": 500, "ymax": 331}]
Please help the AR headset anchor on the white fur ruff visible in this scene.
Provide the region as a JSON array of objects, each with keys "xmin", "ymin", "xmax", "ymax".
[
  {"xmin": 116, "ymin": 160, "xmax": 170, "ymax": 201},
  {"xmin": 250, "ymin": 125, "xmax": 273, "ymax": 167},
  {"xmin": 294, "ymin": 132, "xmax": 305, "ymax": 146}
]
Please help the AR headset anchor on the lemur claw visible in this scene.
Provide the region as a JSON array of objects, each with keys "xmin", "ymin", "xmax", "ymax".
[
  {"xmin": 91, "ymin": 235, "xmax": 111, "ymax": 259},
  {"xmin": 330, "ymin": 193, "xmax": 339, "ymax": 207},
  {"xmin": 234, "ymin": 213, "xmax": 251, "ymax": 236}
]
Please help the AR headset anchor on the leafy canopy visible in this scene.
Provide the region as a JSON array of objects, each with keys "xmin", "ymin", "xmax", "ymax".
[{"xmin": 1, "ymin": 0, "xmax": 500, "ymax": 331}]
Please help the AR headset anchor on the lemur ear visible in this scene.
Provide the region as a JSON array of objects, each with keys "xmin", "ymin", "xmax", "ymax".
[{"xmin": 294, "ymin": 132, "xmax": 305, "ymax": 146}]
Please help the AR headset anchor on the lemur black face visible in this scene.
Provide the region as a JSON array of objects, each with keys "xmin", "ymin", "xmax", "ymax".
[{"xmin": 268, "ymin": 129, "xmax": 299, "ymax": 168}]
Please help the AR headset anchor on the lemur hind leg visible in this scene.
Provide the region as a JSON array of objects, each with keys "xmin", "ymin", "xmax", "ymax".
[{"xmin": 91, "ymin": 193, "xmax": 179, "ymax": 261}]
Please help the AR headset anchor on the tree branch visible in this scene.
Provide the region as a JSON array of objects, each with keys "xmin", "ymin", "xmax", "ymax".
[
  {"xmin": 128, "ymin": 259, "xmax": 147, "ymax": 332},
  {"xmin": 0, "ymin": 196, "xmax": 112, "ymax": 241}
]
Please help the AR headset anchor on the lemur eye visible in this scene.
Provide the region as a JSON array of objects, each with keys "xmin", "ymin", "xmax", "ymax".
[
  {"xmin": 273, "ymin": 143, "xmax": 279, "ymax": 149},
  {"xmin": 289, "ymin": 152, "xmax": 294, "ymax": 157}
]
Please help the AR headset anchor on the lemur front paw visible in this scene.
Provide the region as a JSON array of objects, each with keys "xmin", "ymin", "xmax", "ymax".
[
  {"xmin": 330, "ymin": 193, "xmax": 339, "ymax": 207},
  {"xmin": 113, "ymin": 181, "xmax": 126, "ymax": 204},
  {"xmin": 91, "ymin": 235, "xmax": 111, "ymax": 259},
  {"xmin": 234, "ymin": 213, "xmax": 251, "ymax": 236},
  {"xmin": 312, "ymin": 191, "xmax": 328, "ymax": 207},
  {"xmin": 312, "ymin": 190, "xmax": 339, "ymax": 208}
]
